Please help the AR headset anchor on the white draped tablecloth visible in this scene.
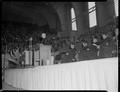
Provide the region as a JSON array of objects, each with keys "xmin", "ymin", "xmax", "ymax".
[{"xmin": 4, "ymin": 57, "xmax": 118, "ymax": 91}]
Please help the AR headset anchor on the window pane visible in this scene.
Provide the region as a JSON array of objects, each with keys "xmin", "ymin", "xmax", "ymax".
[
  {"xmin": 89, "ymin": 10, "xmax": 97, "ymax": 27},
  {"xmin": 114, "ymin": 0, "xmax": 118, "ymax": 16},
  {"xmin": 71, "ymin": 8, "xmax": 77, "ymax": 31},
  {"xmin": 71, "ymin": 8, "xmax": 75, "ymax": 19},
  {"xmin": 88, "ymin": 2, "xmax": 95, "ymax": 9}
]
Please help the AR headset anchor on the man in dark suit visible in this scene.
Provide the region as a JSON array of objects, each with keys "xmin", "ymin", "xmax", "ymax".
[
  {"xmin": 61, "ymin": 43, "xmax": 77, "ymax": 63},
  {"xmin": 99, "ymin": 31, "xmax": 117, "ymax": 58}
]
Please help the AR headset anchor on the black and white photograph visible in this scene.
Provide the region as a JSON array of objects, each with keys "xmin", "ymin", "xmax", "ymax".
[{"xmin": 1, "ymin": 0, "xmax": 118, "ymax": 91}]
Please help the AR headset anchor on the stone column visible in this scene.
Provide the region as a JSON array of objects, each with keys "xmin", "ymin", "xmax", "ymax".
[
  {"xmin": 65, "ymin": 4, "xmax": 72, "ymax": 33},
  {"xmin": 56, "ymin": 5, "xmax": 67, "ymax": 32},
  {"xmin": 55, "ymin": 4, "xmax": 71, "ymax": 37}
]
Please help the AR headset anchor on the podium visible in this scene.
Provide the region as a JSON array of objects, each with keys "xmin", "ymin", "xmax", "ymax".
[
  {"xmin": 24, "ymin": 44, "xmax": 53, "ymax": 67},
  {"xmin": 34, "ymin": 44, "xmax": 53, "ymax": 66}
]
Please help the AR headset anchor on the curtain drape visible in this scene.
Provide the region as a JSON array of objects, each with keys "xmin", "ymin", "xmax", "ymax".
[{"xmin": 4, "ymin": 57, "xmax": 118, "ymax": 91}]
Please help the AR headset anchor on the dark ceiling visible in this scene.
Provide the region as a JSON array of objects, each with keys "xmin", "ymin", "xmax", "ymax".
[
  {"xmin": 2, "ymin": 2, "xmax": 63, "ymax": 44},
  {"xmin": 2, "ymin": 2, "xmax": 60, "ymax": 27}
]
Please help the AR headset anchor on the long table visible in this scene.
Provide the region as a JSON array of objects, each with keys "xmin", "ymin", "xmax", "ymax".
[{"xmin": 4, "ymin": 57, "xmax": 118, "ymax": 91}]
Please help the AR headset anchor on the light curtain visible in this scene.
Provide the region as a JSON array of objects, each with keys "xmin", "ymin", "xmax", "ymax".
[{"xmin": 4, "ymin": 57, "xmax": 118, "ymax": 91}]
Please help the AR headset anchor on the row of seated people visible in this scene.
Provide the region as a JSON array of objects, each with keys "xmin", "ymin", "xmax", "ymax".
[
  {"xmin": 2, "ymin": 28, "xmax": 118, "ymax": 66},
  {"xmin": 11, "ymin": 28, "xmax": 117, "ymax": 65},
  {"xmin": 53, "ymin": 29, "xmax": 118, "ymax": 64}
]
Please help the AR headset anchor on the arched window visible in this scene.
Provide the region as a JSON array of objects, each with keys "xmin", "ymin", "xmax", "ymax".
[
  {"xmin": 71, "ymin": 8, "xmax": 77, "ymax": 31},
  {"xmin": 88, "ymin": 2, "xmax": 97, "ymax": 28},
  {"xmin": 114, "ymin": 0, "xmax": 118, "ymax": 17}
]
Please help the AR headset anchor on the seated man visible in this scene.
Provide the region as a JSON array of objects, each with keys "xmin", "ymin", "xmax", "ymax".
[
  {"xmin": 61, "ymin": 44, "xmax": 76, "ymax": 63},
  {"xmin": 54, "ymin": 52, "xmax": 65, "ymax": 64},
  {"xmin": 77, "ymin": 38, "xmax": 98, "ymax": 61},
  {"xmin": 92, "ymin": 34, "xmax": 102, "ymax": 57},
  {"xmin": 86, "ymin": 44, "xmax": 98, "ymax": 60},
  {"xmin": 77, "ymin": 41, "xmax": 88, "ymax": 61},
  {"xmin": 75, "ymin": 41, "xmax": 82, "ymax": 53},
  {"xmin": 99, "ymin": 31, "xmax": 117, "ymax": 58}
]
